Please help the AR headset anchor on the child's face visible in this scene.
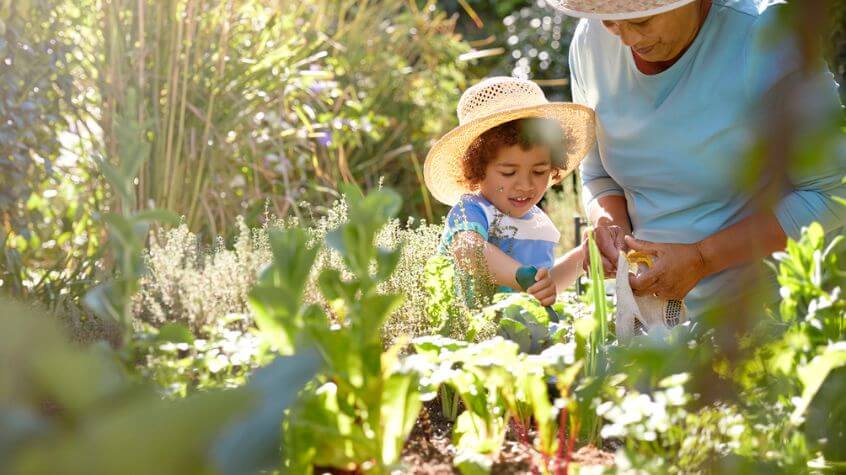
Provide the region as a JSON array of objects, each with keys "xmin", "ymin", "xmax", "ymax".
[{"xmin": 478, "ymin": 144, "xmax": 553, "ymax": 218}]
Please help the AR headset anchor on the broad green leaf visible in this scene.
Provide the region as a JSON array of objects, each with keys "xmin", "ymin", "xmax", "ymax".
[
  {"xmin": 325, "ymin": 227, "xmax": 347, "ymax": 257},
  {"xmin": 131, "ymin": 209, "xmax": 180, "ymax": 226},
  {"xmin": 103, "ymin": 213, "xmax": 141, "ymax": 249},
  {"xmin": 412, "ymin": 335, "xmax": 468, "ymax": 355},
  {"xmin": 525, "ymin": 373, "xmax": 555, "ymax": 454},
  {"xmin": 357, "ymin": 293, "xmax": 404, "ymax": 343},
  {"xmin": 790, "ymin": 343, "xmax": 846, "ymax": 424},
  {"xmin": 453, "ymin": 410, "xmax": 506, "ymax": 456},
  {"xmin": 317, "ymin": 268, "xmax": 358, "ymax": 303},
  {"xmin": 374, "ymin": 246, "xmax": 402, "ymax": 282},
  {"xmin": 359, "ymin": 189, "xmax": 401, "ymax": 223},
  {"xmin": 498, "ymin": 318, "xmax": 532, "ymax": 354},
  {"xmin": 15, "ymin": 389, "xmax": 251, "ymax": 475},
  {"xmin": 266, "ymin": 228, "xmax": 320, "ymax": 294},
  {"xmin": 454, "ymin": 447, "xmax": 493, "ymax": 475},
  {"xmin": 213, "ymin": 350, "xmax": 322, "ymax": 475},
  {"xmin": 380, "ymin": 373, "xmax": 420, "ymax": 465},
  {"xmin": 83, "ymin": 283, "xmax": 123, "ymax": 323},
  {"xmin": 157, "ymin": 323, "xmax": 194, "ymax": 344}
]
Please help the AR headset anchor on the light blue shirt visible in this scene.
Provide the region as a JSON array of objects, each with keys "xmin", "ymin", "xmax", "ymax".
[
  {"xmin": 440, "ymin": 193, "xmax": 560, "ymax": 291},
  {"xmin": 569, "ymin": 0, "xmax": 846, "ymax": 316}
]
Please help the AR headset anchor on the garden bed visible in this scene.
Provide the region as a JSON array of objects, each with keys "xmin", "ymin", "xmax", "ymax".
[{"xmin": 400, "ymin": 400, "xmax": 615, "ymax": 474}]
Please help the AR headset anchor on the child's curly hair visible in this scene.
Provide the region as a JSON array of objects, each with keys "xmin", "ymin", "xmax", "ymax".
[{"xmin": 461, "ymin": 117, "xmax": 567, "ymax": 189}]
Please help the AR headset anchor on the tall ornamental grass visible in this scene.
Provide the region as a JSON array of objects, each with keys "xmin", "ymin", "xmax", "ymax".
[{"xmin": 87, "ymin": 0, "xmax": 468, "ymax": 238}]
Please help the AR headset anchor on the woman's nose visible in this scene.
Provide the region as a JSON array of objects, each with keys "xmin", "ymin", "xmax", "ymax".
[{"xmin": 617, "ymin": 24, "xmax": 645, "ymax": 47}]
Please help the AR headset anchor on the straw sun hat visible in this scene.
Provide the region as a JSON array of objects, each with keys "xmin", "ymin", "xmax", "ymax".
[
  {"xmin": 548, "ymin": 0, "xmax": 697, "ymax": 20},
  {"xmin": 424, "ymin": 76, "xmax": 595, "ymax": 206}
]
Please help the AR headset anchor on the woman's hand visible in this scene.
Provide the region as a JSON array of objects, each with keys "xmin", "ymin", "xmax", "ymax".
[
  {"xmin": 527, "ymin": 268, "xmax": 557, "ymax": 306},
  {"xmin": 582, "ymin": 225, "xmax": 629, "ymax": 277},
  {"xmin": 624, "ymin": 235, "xmax": 708, "ymax": 300}
]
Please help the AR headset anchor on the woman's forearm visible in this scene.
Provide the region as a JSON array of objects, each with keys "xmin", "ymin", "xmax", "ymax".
[
  {"xmin": 698, "ymin": 210, "xmax": 787, "ymax": 277},
  {"xmin": 588, "ymin": 195, "xmax": 632, "ymax": 232}
]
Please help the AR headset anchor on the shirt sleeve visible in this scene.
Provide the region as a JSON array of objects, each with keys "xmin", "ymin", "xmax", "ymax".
[
  {"xmin": 570, "ymin": 20, "xmax": 625, "ymax": 212},
  {"xmin": 774, "ymin": 145, "xmax": 846, "ymax": 239},
  {"xmin": 745, "ymin": 5, "xmax": 846, "ymax": 239},
  {"xmin": 441, "ymin": 196, "xmax": 490, "ymax": 250}
]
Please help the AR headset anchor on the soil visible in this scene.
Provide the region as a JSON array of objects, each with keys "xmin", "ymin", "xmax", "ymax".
[{"xmin": 398, "ymin": 399, "xmax": 616, "ymax": 474}]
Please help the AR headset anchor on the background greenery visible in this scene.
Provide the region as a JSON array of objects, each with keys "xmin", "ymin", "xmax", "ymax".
[
  {"xmin": 3, "ymin": 0, "xmax": 843, "ymax": 318},
  {"xmin": 0, "ymin": 0, "xmax": 846, "ymax": 473},
  {"xmin": 0, "ymin": 0, "xmax": 844, "ymax": 472}
]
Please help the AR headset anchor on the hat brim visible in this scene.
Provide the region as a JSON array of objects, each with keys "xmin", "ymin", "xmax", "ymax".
[
  {"xmin": 424, "ymin": 102, "xmax": 595, "ymax": 206},
  {"xmin": 550, "ymin": 0, "xmax": 696, "ymax": 20}
]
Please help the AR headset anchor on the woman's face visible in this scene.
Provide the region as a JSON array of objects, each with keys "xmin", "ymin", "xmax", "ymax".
[
  {"xmin": 478, "ymin": 144, "xmax": 553, "ymax": 218},
  {"xmin": 601, "ymin": 0, "xmax": 705, "ymax": 62}
]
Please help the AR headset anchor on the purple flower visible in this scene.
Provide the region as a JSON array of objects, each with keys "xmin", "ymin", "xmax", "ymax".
[{"xmin": 316, "ymin": 131, "xmax": 332, "ymax": 147}]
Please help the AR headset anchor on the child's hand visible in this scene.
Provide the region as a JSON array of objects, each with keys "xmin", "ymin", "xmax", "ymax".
[{"xmin": 526, "ymin": 268, "xmax": 557, "ymax": 306}]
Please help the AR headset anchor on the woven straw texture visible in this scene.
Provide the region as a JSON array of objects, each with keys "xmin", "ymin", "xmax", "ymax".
[
  {"xmin": 424, "ymin": 77, "xmax": 595, "ymax": 206},
  {"xmin": 549, "ymin": 0, "xmax": 696, "ymax": 20}
]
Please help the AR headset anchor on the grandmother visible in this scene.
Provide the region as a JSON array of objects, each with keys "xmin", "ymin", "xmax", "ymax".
[{"xmin": 550, "ymin": 0, "xmax": 845, "ymax": 316}]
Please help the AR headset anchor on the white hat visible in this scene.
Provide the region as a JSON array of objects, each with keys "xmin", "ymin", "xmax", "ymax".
[
  {"xmin": 548, "ymin": 0, "xmax": 697, "ymax": 20},
  {"xmin": 423, "ymin": 77, "xmax": 595, "ymax": 206}
]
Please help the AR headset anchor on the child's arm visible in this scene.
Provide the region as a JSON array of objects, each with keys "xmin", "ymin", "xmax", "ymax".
[
  {"xmin": 450, "ymin": 231, "xmax": 557, "ymax": 305},
  {"xmin": 450, "ymin": 230, "xmax": 521, "ymax": 289},
  {"xmin": 550, "ymin": 241, "xmax": 587, "ymax": 291}
]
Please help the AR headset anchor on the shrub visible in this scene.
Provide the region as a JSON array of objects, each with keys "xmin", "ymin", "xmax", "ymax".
[
  {"xmin": 135, "ymin": 195, "xmax": 443, "ymax": 344},
  {"xmin": 134, "ymin": 217, "xmax": 269, "ymax": 333}
]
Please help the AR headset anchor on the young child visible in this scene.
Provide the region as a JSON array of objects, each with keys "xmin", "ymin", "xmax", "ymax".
[{"xmin": 424, "ymin": 76, "xmax": 596, "ymax": 306}]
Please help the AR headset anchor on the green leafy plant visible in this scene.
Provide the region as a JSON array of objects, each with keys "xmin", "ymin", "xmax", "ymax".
[
  {"xmin": 83, "ymin": 88, "xmax": 178, "ymax": 342},
  {"xmin": 569, "ymin": 230, "xmax": 612, "ymax": 446},
  {"xmin": 596, "ymin": 372, "xmax": 751, "ymax": 473},
  {"xmin": 424, "ymin": 254, "xmax": 472, "ymax": 338},
  {"xmin": 0, "ymin": 298, "xmax": 319, "ymax": 475},
  {"xmin": 249, "ymin": 187, "xmax": 421, "ymax": 473},
  {"xmin": 411, "ymin": 335, "xmax": 586, "ymax": 475},
  {"xmin": 773, "ymin": 222, "xmax": 845, "ymax": 341},
  {"xmin": 771, "ymin": 223, "xmax": 846, "ymax": 464},
  {"xmin": 424, "ymin": 255, "xmax": 571, "ymax": 354},
  {"xmin": 134, "ymin": 313, "xmax": 271, "ymax": 397},
  {"xmin": 602, "ymin": 221, "xmax": 846, "ymax": 472},
  {"xmin": 478, "ymin": 292, "xmax": 564, "ymax": 354}
]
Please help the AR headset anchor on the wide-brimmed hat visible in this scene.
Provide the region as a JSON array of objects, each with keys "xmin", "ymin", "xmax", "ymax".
[
  {"xmin": 548, "ymin": 0, "xmax": 697, "ymax": 20},
  {"xmin": 424, "ymin": 77, "xmax": 595, "ymax": 206}
]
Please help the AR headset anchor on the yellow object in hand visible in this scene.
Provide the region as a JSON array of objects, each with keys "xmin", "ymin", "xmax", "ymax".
[{"xmin": 626, "ymin": 250, "xmax": 653, "ymax": 269}]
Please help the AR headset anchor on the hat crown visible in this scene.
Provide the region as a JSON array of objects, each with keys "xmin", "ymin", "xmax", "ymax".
[{"xmin": 457, "ymin": 77, "xmax": 548, "ymax": 125}]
